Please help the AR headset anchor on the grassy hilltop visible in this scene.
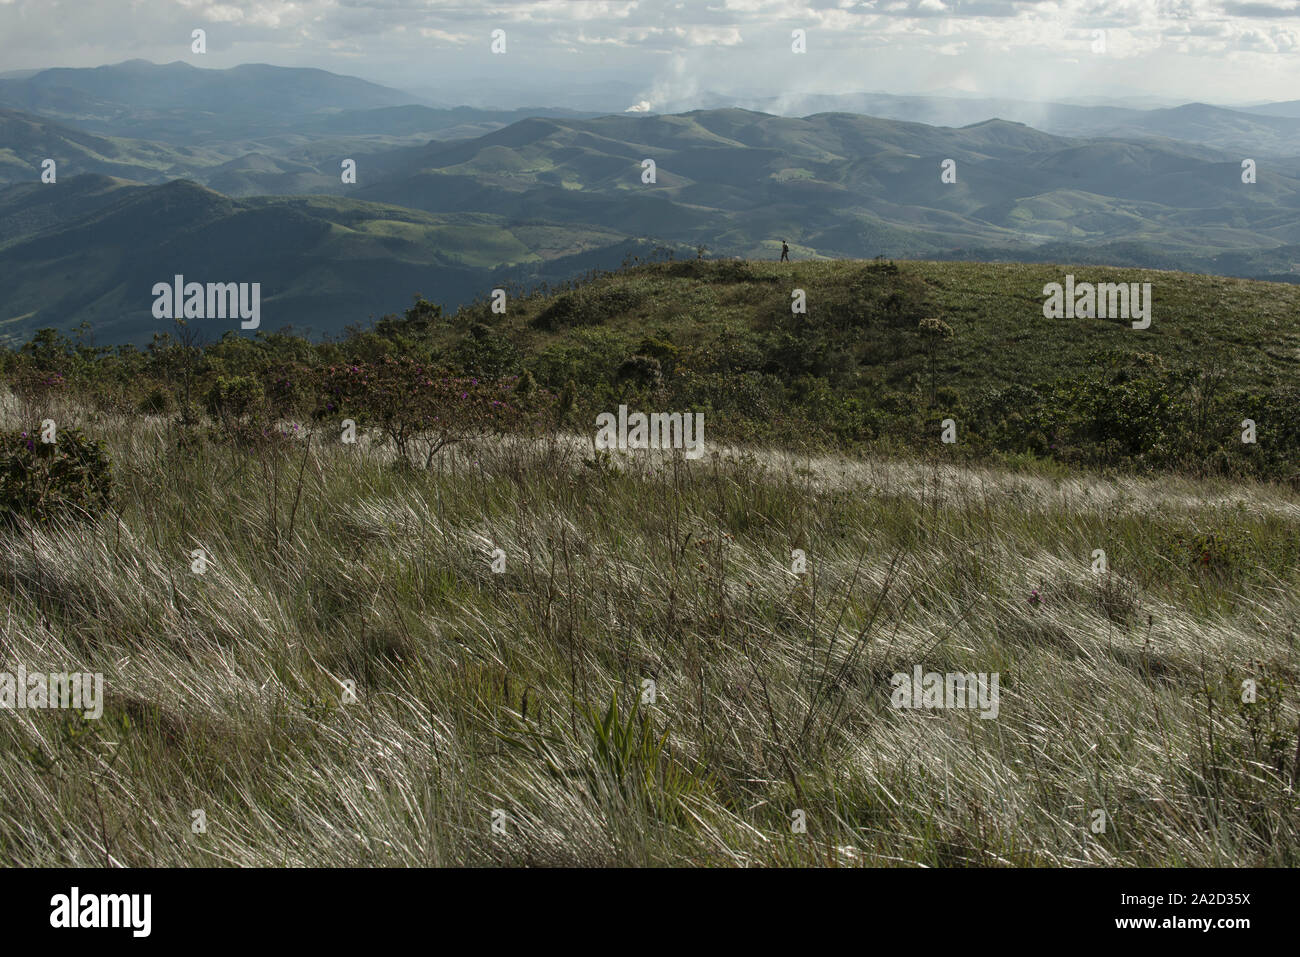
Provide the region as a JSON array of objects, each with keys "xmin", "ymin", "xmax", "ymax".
[
  {"xmin": 1, "ymin": 257, "xmax": 1299, "ymax": 866},
  {"xmin": 450, "ymin": 257, "xmax": 1300, "ymax": 470}
]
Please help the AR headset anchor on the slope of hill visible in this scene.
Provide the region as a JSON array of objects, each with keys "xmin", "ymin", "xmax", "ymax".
[
  {"xmin": 2, "ymin": 399, "xmax": 1297, "ymax": 866},
  {"xmin": 5, "ymin": 256, "xmax": 1300, "ymax": 867},
  {"xmin": 0, "ymin": 108, "xmax": 238, "ymax": 186},
  {"xmin": 293, "ymin": 104, "xmax": 603, "ymax": 138},
  {"xmin": 1243, "ymin": 99, "xmax": 1300, "ymax": 120},
  {"xmin": 0, "ymin": 172, "xmax": 143, "ymax": 246},
  {"xmin": 0, "ymin": 178, "xmax": 629, "ymax": 343},
  {"xmin": 450, "ymin": 255, "xmax": 1300, "ymax": 407}
]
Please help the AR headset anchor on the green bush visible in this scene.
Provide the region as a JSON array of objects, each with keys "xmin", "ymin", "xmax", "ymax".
[
  {"xmin": 205, "ymin": 374, "xmax": 266, "ymax": 425},
  {"xmin": 664, "ymin": 259, "xmax": 776, "ymax": 284},
  {"xmin": 451, "ymin": 322, "xmax": 521, "ymax": 378},
  {"xmin": 0, "ymin": 427, "xmax": 114, "ymax": 525},
  {"xmin": 138, "ymin": 387, "xmax": 173, "ymax": 415},
  {"xmin": 532, "ymin": 286, "xmax": 645, "ymax": 331}
]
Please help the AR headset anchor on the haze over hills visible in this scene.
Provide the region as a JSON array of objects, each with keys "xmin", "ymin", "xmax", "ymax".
[
  {"xmin": 355, "ymin": 107, "xmax": 1300, "ymax": 233},
  {"xmin": 693, "ymin": 91, "xmax": 1300, "ymax": 157},
  {"xmin": 0, "ymin": 61, "xmax": 615, "ymax": 196}
]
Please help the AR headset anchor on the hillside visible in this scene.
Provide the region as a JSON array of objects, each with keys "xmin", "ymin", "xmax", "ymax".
[
  {"xmin": 0, "ymin": 179, "xmax": 628, "ymax": 343},
  {"xmin": 4, "ymin": 254, "xmax": 1300, "ymax": 867},
  {"xmin": 0, "ymin": 172, "xmax": 144, "ymax": 245},
  {"xmin": 0, "ymin": 108, "xmax": 238, "ymax": 186},
  {"xmin": 479, "ymin": 257, "xmax": 1300, "ymax": 393},
  {"xmin": 1, "ymin": 392, "xmax": 1298, "ymax": 866},
  {"xmin": 429, "ymin": 256, "xmax": 1300, "ymax": 477}
]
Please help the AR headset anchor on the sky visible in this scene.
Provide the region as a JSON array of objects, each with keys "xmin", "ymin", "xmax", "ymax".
[{"xmin": 1, "ymin": 0, "xmax": 1299, "ymax": 109}]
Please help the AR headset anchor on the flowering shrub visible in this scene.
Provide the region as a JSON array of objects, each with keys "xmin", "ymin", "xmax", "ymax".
[
  {"xmin": 260, "ymin": 361, "xmax": 316, "ymax": 419},
  {"xmin": 320, "ymin": 358, "xmax": 556, "ymax": 466},
  {"xmin": 0, "ymin": 427, "xmax": 114, "ymax": 525},
  {"xmin": 8, "ymin": 368, "xmax": 68, "ymax": 404}
]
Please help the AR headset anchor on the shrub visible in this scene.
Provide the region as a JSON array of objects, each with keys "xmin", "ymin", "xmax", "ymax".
[
  {"xmin": 664, "ymin": 259, "xmax": 775, "ymax": 284},
  {"xmin": 7, "ymin": 367, "xmax": 68, "ymax": 404},
  {"xmin": 636, "ymin": 336, "xmax": 680, "ymax": 374},
  {"xmin": 260, "ymin": 362, "xmax": 316, "ymax": 419},
  {"xmin": 839, "ymin": 261, "xmax": 930, "ymax": 328},
  {"xmin": 531, "ymin": 287, "xmax": 645, "ymax": 331},
  {"xmin": 138, "ymin": 387, "xmax": 173, "ymax": 415},
  {"xmin": 205, "ymin": 374, "xmax": 266, "ymax": 426},
  {"xmin": 0, "ymin": 427, "xmax": 114, "ymax": 525},
  {"xmin": 615, "ymin": 355, "xmax": 663, "ymax": 390},
  {"xmin": 321, "ymin": 359, "xmax": 556, "ymax": 467},
  {"xmin": 451, "ymin": 323, "xmax": 521, "ymax": 379}
]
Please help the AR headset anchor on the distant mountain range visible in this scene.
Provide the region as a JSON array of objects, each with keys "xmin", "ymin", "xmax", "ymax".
[
  {"xmin": 0, "ymin": 60, "xmax": 604, "ymax": 182},
  {"xmin": 687, "ymin": 91, "xmax": 1300, "ymax": 157},
  {"xmin": 2, "ymin": 61, "xmax": 1299, "ymax": 344},
  {"xmin": 0, "ymin": 60, "xmax": 414, "ymax": 138},
  {"xmin": 8, "ymin": 61, "xmax": 1300, "ymax": 156}
]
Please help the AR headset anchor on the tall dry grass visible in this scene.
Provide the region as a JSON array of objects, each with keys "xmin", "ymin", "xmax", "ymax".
[{"xmin": 2, "ymin": 393, "xmax": 1298, "ymax": 866}]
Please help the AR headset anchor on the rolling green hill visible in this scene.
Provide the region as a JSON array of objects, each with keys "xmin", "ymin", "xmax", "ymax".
[
  {"xmin": 0, "ymin": 108, "xmax": 238, "ymax": 186},
  {"xmin": 478, "ymin": 256, "xmax": 1300, "ymax": 394},
  {"xmin": 368, "ymin": 255, "xmax": 1297, "ymax": 478},
  {"xmin": 0, "ymin": 179, "xmax": 630, "ymax": 343}
]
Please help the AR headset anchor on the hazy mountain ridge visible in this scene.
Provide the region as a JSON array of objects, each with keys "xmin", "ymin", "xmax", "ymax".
[
  {"xmin": 690, "ymin": 91, "xmax": 1300, "ymax": 157},
  {"xmin": 0, "ymin": 60, "xmax": 416, "ymax": 131}
]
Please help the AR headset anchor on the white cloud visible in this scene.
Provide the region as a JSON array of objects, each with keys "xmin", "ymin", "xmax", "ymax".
[
  {"xmin": 0, "ymin": 0, "xmax": 1298, "ymax": 103},
  {"xmin": 418, "ymin": 27, "xmax": 472, "ymax": 44}
]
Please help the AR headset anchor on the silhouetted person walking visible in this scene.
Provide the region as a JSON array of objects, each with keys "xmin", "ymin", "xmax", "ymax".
[{"xmin": 780, "ymin": 240, "xmax": 790, "ymax": 262}]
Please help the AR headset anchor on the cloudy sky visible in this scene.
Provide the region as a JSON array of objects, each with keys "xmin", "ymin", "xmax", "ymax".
[{"xmin": 1, "ymin": 0, "xmax": 1298, "ymax": 108}]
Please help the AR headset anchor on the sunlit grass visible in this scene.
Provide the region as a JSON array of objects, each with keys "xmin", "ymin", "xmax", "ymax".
[{"xmin": 1, "ymin": 393, "xmax": 1297, "ymax": 866}]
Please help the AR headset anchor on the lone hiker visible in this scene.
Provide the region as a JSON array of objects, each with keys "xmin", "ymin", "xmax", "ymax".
[{"xmin": 780, "ymin": 240, "xmax": 790, "ymax": 262}]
